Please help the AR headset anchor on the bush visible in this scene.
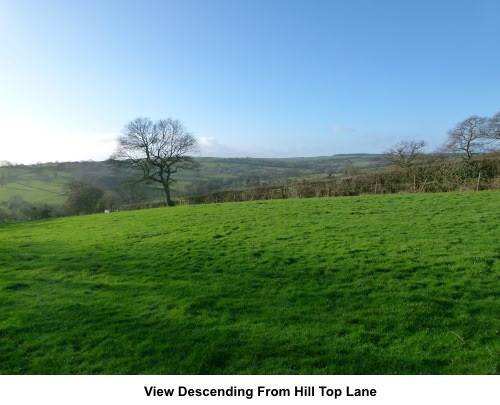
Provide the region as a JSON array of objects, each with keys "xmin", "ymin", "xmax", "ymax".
[{"xmin": 188, "ymin": 156, "xmax": 500, "ymax": 205}]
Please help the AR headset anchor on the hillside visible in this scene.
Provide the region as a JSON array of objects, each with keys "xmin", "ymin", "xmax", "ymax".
[
  {"xmin": 0, "ymin": 191, "xmax": 498, "ymax": 374},
  {"xmin": 0, "ymin": 154, "xmax": 383, "ymax": 202},
  {"xmin": 0, "ymin": 155, "xmax": 384, "ymax": 220}
]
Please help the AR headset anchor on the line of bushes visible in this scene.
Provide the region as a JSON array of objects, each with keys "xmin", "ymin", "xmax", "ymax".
[{"xmin": 179, "ymin": 157, "xmax": 500, "ymax": 205}]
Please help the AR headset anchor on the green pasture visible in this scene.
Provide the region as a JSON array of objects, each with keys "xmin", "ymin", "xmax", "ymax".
[
  {"xmin": 0, "ymin": 180, "xmax": 68, "ymax": 205},
  {"xmin": 0, "ymin": 191, "xmax": 498, "ymax": 374},
  {"xmin": 0, "ymin": 165, "xmax": 70, "ymax": 205}
]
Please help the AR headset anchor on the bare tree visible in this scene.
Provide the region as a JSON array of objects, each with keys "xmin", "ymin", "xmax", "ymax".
[
  {"xmin": 118, "ymin": 182, "xmax": 150, "ymax": 205},
  {"xmin": 109, "ymin": 117, "xmax": 199, "ymax": 206},
  {"xmin": 486, "ymin": 111, "xmax": 500, "ymax": 143},
  {"xmin": 442, "ymin": 115, "xmax": 489, "ymax": 161},
  {"xmin": 382, "ymin": 140, "xmax": 427, "ymax": 168}
]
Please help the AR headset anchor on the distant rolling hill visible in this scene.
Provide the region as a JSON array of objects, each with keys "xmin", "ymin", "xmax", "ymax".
[{"xmin": 0, "ymin": 154, "xmax": 384, "ymax": 206}]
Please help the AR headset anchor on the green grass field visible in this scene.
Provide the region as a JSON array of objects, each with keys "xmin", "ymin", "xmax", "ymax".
[{"xmin": 0, "ymin": 191, "xmax": 498, "ymax": 374}]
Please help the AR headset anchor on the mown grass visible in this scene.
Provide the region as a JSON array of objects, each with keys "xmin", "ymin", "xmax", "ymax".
[{"xmin": 0, "ymin": 191, "xmax": 498, "ymax": 374}]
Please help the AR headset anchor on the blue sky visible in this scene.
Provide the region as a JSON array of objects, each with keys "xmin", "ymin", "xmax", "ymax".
[{"xmin": 1, "ymin": 0, "xmax": 499, "ymax": 163}]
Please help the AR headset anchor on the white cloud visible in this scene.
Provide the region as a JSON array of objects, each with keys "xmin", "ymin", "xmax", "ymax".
[
  {"xmin": 198, "ymin": 136, "xmax": 295, "ymax": 158},
  {"xmin": 198, "ymin": 136, "xmax": 244, "ymax": 157},
  {"xmin": 0, "ymin": 110, "xmax": 118, "ymax": 163},
  {"xmin": 198, "ymin": 136, "xmax": 219, "ymax": 148},
  {"xmin": 198, "ymin": 135, "xmax": 343, "ymax": 158},
  {"xmin": 329, "ymin": 124, "xmax": 355, "ymax": 134}
]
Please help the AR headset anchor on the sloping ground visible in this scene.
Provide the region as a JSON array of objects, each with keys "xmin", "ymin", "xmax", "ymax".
[
  {"xmin": 187, "ymin": 157, "xmax": 500, "ymax": 205},
  {"xmin": 0, "ymin": 170, "xmax": 70, "ymax": 205},
  {"xmin": 0, "ymin": 191, "xmax": 498, "ymax": 374},
  {"xmin": 0, "ymin": 154, "xmax": 384, "ymax": 207}
]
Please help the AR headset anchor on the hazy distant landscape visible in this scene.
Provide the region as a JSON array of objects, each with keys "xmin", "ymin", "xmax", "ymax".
[
  {"xmin": 1, "ymin": 151, "xmax": 499, "ymax": 221},
  {"xmin": 0, "ymin": 154, "xmax": 384, "ymax": 221}
]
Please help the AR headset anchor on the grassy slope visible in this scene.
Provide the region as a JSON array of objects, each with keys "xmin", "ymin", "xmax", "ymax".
[
  {"xmin": 0, "ymin": 191, "xmax": 498, "ymax": 374},
  {"xmin": 0, "ymin": 165, "xmax": 71, "ymax": 205},
  {"xmin": 0, "ymin": 179, "xmax": 68, "ymax": 205}
]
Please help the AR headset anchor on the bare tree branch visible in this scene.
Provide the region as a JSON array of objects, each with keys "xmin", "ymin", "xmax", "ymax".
[
  {"xmin": 109, "ymin": 117, "xmax": 199, "ymax": 206},
  {"xmin": 487, "ymin": 111, "xmax": 500, "ymax": 139},
  {"xmin": 382, "ymin": 140, "xmax": 427, "ymax": 168},
  {"xmin": 442, "ymin": 115, "xmax": 489, "ymax": 161},
  {"xmin": 485, "ymin": 111, "xmax": 500, "ymax": 152}
]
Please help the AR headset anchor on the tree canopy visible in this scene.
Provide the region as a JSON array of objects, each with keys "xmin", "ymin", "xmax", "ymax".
[
  {"xmin": 382, "ymin": 140, "xmax": 427, "ymax": 168},
  {"xmin": 442, "ymin": 112, "xmax": 500, "ymax": 160},
  {"xmin": 109, "ymin": 117, "xmax": 199, "ymax": 206}
]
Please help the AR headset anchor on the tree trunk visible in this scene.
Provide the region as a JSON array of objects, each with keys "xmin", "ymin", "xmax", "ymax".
[{"xmin": 163, "ymin": 184, "xmax": 174, "ymax": 206}]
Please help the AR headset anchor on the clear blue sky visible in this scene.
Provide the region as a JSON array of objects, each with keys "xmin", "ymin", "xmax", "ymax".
[{"xmin": 1, "ymin": 0, "xmax": 499, "ymax": 163}]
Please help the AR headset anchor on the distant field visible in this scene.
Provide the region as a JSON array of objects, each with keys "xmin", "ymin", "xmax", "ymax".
[
  {"xmin": 0, "ymin": 165, "xmax": 70, "ymax": 205},
  {"xmin": 0, "ymin": 191, "xmax": 498, "ymax": 374},
  {"xmin": 0, "ymin": 154, "xmax": 384, "ymax": 205}
]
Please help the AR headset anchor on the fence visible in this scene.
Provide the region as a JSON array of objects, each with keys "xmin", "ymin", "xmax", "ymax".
[{"xmin": 185, "ymin": 158, "xmax": 500, "ymax": 205}]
